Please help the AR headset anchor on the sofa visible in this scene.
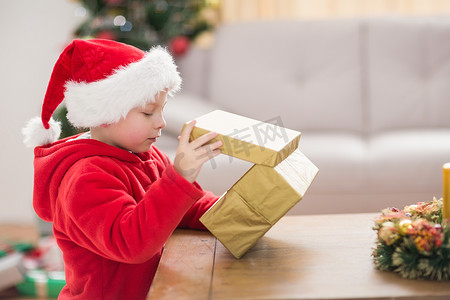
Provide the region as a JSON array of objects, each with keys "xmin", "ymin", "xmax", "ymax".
[{"xmin": 156, "ymin": 16, "xmax": 450, "ymax": 215}]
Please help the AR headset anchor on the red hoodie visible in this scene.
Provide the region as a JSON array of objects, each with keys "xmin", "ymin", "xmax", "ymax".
[{"xmin": 32, "ymin": 135, "xmax": 218, "ymax": 299}]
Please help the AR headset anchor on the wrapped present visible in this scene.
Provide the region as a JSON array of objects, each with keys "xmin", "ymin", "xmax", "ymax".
[
  {"xmin": 200, "ymin": 149, "xmax": 318, "ymax": 258},
  {"xmin": 16, "ymin": 270, "xmax": 65, "ymax": 298},
  {"xmin": 185, "ymin": 110, "xmax": 319, "ymax": 258},
  {"xmin": 0, "ymin": 252, "xmax": 24, "ymax": 291},
  {"xmin": 184, "ymin": 110, "xmax": 301, "ymax": 167},
  {"xmin": 0, "ymin": 239, "xmax": 34, "ymax": 291},
  {"xmin": 0, "ymin": 234, "xmax": 66, "ymax": 298}
]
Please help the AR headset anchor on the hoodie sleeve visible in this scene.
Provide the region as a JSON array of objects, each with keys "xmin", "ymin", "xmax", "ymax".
[
  {"xmin": 151, "ymin": 145, "xmax": 220, "ymax": 230},
  {"xmin": 55, "ymin": 157, "xmax": 205, "ymax": 264},
  {"xmin": 178, "ymin": 188, "xmax": 219, "ymax": 230}
]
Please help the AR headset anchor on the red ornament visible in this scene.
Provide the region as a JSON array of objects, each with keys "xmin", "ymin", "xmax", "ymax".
[
  {"xmin": 96, "ymin": 30, "xmax": 117, "ymax": 41},
  {"xmin": 169, "ymin": 36, "xmax": 190, "ymax": 56}
]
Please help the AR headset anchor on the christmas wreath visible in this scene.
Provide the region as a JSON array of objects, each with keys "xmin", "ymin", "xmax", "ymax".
[{"xmin": 372, "ymin": 198, "xmax": 450, "ymax": 280}]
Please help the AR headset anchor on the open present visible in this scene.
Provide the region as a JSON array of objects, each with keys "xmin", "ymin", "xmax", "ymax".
[{"xmin": 184, "ymin": 110, "xmax": 319, "ymax": 258}]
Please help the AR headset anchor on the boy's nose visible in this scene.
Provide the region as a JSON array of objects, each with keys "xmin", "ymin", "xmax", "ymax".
[{"xmin": 156, "ymin": 114, "xmax": 166, "ymax": 130}]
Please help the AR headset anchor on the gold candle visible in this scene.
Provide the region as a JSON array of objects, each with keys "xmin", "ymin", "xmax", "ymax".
[{"xmin": 443, "ymin": 163, "xmax": 450, "ymax": 222}]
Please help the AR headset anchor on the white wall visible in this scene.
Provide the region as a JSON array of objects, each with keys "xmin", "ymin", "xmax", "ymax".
[{"xmin": 0, "ymin": 0, "xmax": 84, "ymax": 224}]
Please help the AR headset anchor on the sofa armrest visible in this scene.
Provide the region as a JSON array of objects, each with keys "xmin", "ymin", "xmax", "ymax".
[{"xmin": 164, "ymin": 92, "xmax": 222, "ymax": 136}]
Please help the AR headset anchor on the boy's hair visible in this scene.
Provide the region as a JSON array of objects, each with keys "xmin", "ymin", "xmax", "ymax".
[{"xmin": 23, "ymin": 39, "xmax": 181, "ymax": 148}]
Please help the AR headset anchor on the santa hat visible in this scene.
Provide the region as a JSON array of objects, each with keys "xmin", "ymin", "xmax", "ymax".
[{"xmin": 23, "ymin": 39, "xmax": 182, "ymax": 148}]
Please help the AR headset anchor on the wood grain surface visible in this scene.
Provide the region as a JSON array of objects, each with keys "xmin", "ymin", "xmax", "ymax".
[{"xmin": 148, "ymin": 214, "xmax": 450, "ymax": 300}]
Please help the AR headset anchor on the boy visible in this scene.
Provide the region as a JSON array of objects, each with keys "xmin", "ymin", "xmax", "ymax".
[{"xmin": 22, "ymin": 39, "xmax": 222, "ymax": 299}]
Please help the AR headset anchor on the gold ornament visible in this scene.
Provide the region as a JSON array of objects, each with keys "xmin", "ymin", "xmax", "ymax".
[{"xmin": 398, "ymin": 219, "xmax": 412, "ymax": 235}]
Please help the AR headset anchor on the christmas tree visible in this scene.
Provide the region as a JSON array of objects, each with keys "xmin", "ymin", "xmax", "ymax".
[{"xmin": 73, "ymin": 0, "xmax": 219, "ymax": 56}]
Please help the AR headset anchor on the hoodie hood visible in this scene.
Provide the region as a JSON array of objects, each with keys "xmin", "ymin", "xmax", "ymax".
[{"xmin": 33, "ymin": 135, "xmax": 151, "ymax": 222}]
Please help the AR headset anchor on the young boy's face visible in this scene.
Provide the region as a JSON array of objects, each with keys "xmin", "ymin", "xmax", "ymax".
[{"xmin": 99, "ymin": 90, "xmax": 167, "ymax": 153}]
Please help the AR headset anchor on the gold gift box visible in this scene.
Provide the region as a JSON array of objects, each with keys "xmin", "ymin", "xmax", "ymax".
[
  {"xmin": 199, "ymin": 150, "xmax": 319, "ymax": 258},
  {"xmin": 184, "ymin": 110, "xmax": 319, "ymax": 258},
  {"xmin": 184, "ymin": 110, "xmax": 301, "ymax": 167}
]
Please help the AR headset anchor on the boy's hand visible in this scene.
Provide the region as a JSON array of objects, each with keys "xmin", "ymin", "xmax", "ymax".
[{"xmin": 174, "ymin": 120, "xmax": 222, "ymax": 183}]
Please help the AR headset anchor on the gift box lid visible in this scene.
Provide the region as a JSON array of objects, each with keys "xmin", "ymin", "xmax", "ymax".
[{"xmin": 184, "ymin": 110, "xmax": 301, "ymax": 167}]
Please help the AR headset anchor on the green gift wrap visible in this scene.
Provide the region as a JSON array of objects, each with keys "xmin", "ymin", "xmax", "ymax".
[{"xmin": 16, "ymin": 270, "xmax": 65, "ymax": 298}]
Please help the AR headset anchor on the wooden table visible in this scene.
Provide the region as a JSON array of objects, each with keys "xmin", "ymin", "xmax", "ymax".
[{"xmin": 148, "ymin": 213, "xmax": 450, "ymax": 300}]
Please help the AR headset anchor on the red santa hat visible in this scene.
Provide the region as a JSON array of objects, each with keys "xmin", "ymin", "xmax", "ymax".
[{"xmin": 23, "ymin": 39, "xmax": 181, "ymax": 147}]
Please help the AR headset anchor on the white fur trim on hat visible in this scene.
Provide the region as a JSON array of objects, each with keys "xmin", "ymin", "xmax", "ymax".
[
  {"xmin": 65, "ymin": 46, "xmax": 181, "ymax": 128},
  {"xmin": 22, "ymin": 117, "xmax": 61, "ymax": 148}
]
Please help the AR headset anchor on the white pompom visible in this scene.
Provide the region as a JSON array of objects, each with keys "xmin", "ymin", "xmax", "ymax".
[{"xmin": 22, "ymin": 117, "xmax": 61, "ymax": 148}]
